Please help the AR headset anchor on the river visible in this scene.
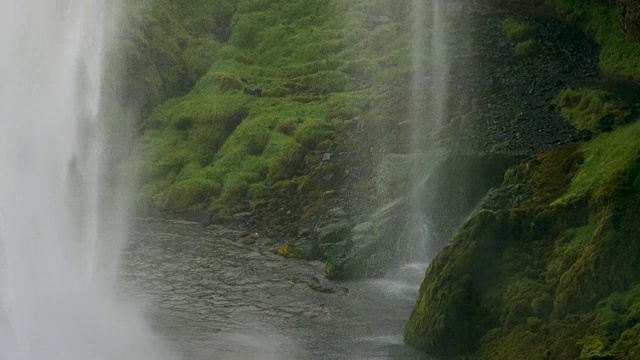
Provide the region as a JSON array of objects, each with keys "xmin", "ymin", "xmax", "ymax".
[{"xmin": 120, "ymin": 217, "xmax": 433, "ymax": 360}]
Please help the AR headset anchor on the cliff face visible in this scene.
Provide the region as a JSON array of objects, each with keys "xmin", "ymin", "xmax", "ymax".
[
  {"xmin": 118, "ymin": 0, "xmax": 640, "ymax": 356},
  {"xmin": 405, "ymin": 0, "xmax": 640, "ymax": 358}
]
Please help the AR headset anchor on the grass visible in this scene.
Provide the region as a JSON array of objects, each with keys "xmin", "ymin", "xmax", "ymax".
[
  {"xmin": 514, "ymin": 39, "xmax": 538, "ymax": 57},
  {"xmin": 546, "ymin": 0, "xmax": 640, "ymax": 81},
  {"xmin": 553, "ymin": 121, "xmax": 640, "ymax": 206},
  {"xmin": 502, "ymin": 17, "xmax": 533, "ymax": 41},
  {"xmin": 555, "ymin": 88, "xmax": 629, "ymax": 133},
  {"xmin": 125, "ymin": 0, "xmax": 415, "ymax": 215}
]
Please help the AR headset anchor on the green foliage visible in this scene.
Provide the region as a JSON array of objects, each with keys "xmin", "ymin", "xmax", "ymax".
[
  {"xmin": 514, "ymin": 39, "xmax": 538, "ymax": 57},
  {"xmin": 274, "ymin": 241, "xmax": 304, "ymax": 259},
  {"xmin": 502, "ymin": 17, "xmax": 533, "ymax": 41},
  {"xmin": 126, "ymin": 0, "xmax": 415, "ymax": 215},
  {"xmin": 555, "ymin": 88, "xmax": 630, "ymax": 133},
  {"xmin": 546, "ymin": 0, "xmax": 640, "ymax": 81},
  {"xmin": 406, "ymin": 115, "xmax": 640, "ymax": 359},
  {"xmin": 554, "ymin": 121, "xmax": 640, "ymax": 206}
]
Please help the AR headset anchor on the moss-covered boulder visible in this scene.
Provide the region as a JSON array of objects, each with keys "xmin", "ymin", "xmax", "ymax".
[{"xmin": 405, "ymin": 121, "xmax": 640, "ymax": 359}]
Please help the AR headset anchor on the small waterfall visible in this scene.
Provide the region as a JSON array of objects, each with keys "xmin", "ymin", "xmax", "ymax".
[
  {"xmin": 0, "ymin": 1, "xmax": 176, "ymax": 358},
  {"xmin": 431, "ymin": 0, "xmax": 449, "ymax": 129},
  {"xmin": 408, "ymin": 0, "xmax": 451, "ymax": 262}
]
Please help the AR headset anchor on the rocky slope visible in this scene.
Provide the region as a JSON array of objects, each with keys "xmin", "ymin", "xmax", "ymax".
[
  {"xmin": 404, "ymin": 0, "xmax": 640, "ymax": 358},
  {"xmin": 114, "ymin": 0, "xmax": 640, "ymax": 357}
]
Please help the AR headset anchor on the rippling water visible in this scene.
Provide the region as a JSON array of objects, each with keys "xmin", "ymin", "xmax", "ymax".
[{"xmin": 121, "ymin": 218, "xmax": 433, "ymax": 360}]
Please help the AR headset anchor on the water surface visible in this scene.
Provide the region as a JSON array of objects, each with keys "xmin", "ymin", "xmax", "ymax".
[{"xmin": 122, "ymin": 218, "xmax": 433, "ymax": 360}]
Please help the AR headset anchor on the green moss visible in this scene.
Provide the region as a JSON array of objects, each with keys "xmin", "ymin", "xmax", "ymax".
[
  {"xmin": 516, "ymin": 143, "xmax": 583, "ymax": 208},
  {"xmin": 546, "ymin": 224, "xmax": 596, "ymax": 285},
  {"xmin": 502, "ymin": 17, "xmax": 533, "ymax": 41},
  {"xmin": 213, "ymin": 72, "xmax": 245, "ymax": 92},
  {"xmin": 514, "ymin": 39, "xmax": 538, "ymax": 57},
  {"xmin": 294, "ymin": 117, "xmax": 334, "ymax": 149},
  {"xmin": 126, "ymin": 0, "xmax": 414, "ymax": 217},
  {"xmin": 407, "ymin": 115, "xmax": 640, "ymax": 358},
  {"xmin": 554, "ymin": 121, "xmax": 640, "ymax": 206},
  {"xmin": 555, "ymin": 88, "xmax": 630, "ymax": 133},
  {"xmin": 546, "ymin": 0, "xmax": 640, "ymax": 81},
  {"xmin": 274, "ymin": 241, "xmax": 304, "ymax": 259}
]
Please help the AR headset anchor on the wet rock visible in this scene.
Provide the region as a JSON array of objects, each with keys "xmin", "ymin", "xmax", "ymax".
[
  {"xmin": 325, "ymin": 199, "xmax": 408, "ymax": 280},
  {"xmin": 176, "ymin": 210, "xmax": 214, "ymax": 228},
  {"xmin": 233, "ymin": 211, "xmax": 252, "ymax": 221},
  {"xmin": 320, "ymin": 240, "xmax": 351, "ymax": 258},
  {"xmin": 243, "ymin": 86, "xmax": 262, "ymax": 96},
  {"xmin": 326, "ymin": 207, "xmax": 346, "ymax": 219},
  {"xmin": 364, "ymin": 15, "xmax": 389, "ymax": 30},
  {"xmin": 315, "ymin": 220, "xmax": 352, "ymax": 245},
  {"xmin": 241, "ymin": 232, "xmax": 258, "ymax": 245},
  {"xmin": 418, "ymin": 152, "xmax": 516, "ymax": 249}
]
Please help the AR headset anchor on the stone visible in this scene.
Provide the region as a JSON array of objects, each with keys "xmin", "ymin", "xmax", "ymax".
[
  {"xmin": 242, "ymin": 233, "xmax": 257, "ymax": 245},
  {"xmin": 243, "ymin": 86, "xmax": 262, "ymax": 96},
  {"xmin": 315, "ymin": 220, "xmax": 352, "ymax": 245},
  {"xmin": 232, "ymin": 211, "xmax": 252, "ymax": 220},
  {"xmin": 326, "ymin": 207, "xmax": 346, "ymax": 219}
]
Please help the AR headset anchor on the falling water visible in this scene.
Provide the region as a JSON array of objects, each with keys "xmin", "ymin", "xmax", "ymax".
[
  {"xmin": 407, "ymin": 0, "xmax": 450, "ymax": 261},
  {"xmin": 0, "ymin": 1, "xmax": 176, "ymax": 359},
  {"xmin": 431, "ymin": 0, "xmax": 449, "ymax": 129}
]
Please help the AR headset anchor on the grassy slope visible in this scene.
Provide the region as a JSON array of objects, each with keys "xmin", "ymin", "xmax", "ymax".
[
  {"xmin": 120, "ymin": 0, "xmax": 414, "ymax": 218},
  {"xmin": 405, "ymin": 1, "xmax": 640, "ymax": 358},
  {"xmin": 547, "ymin": 0, "xmax": 640, "ymax": 81}
]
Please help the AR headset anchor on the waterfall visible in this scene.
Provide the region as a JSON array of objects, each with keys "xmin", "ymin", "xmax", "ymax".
[
  {"xmin": 407, "ymin": 0, "xmax": 450, "ymax": 262},
  {"xmin": 0, "ymin": 1, "xmax": 176, "ymax": 358}
]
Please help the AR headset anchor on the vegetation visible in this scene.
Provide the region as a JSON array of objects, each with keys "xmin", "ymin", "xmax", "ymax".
[
  {"xmin": 501, "ymin": 17, "xmax": 537, "ymax": 57},
  {"xmin": 555, "ymin": 88, "xmax": 630, "ymax": 133},
  {"xmin": 273, "ymin": 241, "xmax": 304, "ymax": 259},
  {"xmin": 546, "ymin": 0, "xmax": 640, "ymax": 80},
  {"xmin": 502, "ymin": 17, "xmax": 533, "ymax": 41},
  {"xmin": 514, "ymin": 39, "xmax": 538, "ymax": 57},
  {"xmin": 406, "ymin": 3, "xmax": 640, "ymax": 353},
  {"xmin": 406, "ymin": 119, "xmax": 640, "ymax": 358},
  {"xmin": 122, "ymin": 0, "xmax": 416, "ymax": 219}
]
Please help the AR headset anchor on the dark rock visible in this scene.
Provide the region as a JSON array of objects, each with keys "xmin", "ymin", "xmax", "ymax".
[
  {"xmin": 243, "ymin": 86, "xmax": 262, "ymax": 96},
  {"xmin": 315, "ymin": 220, "xmax": 352, "ymax": 245},
  {"xmin": 326, "ymin": 207, "xmax": 346, "ymax": 219},
  {"xmin": 232, "ymin": 211, "xmax": 252, "ymax": 220},
  {"xmin": 417, "ymin": 152, "xmax": 516, "ymax": 253},
  {"xmin": 325, "ymin": 199, "xmax": 408, "ymax": 280},
  {"xmin": 241, "ymin": 233, "xmax": 258, "ymax": 245},
  {"xmin": 364, "ymin": 15, "xmax": 389, "ymax": 30},
  {"xmin": 177, "ymin": 210, "xmax": 214, "ymax": 228}
]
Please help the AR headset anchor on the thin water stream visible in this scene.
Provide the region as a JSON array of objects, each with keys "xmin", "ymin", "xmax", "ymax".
[{"xmin": 122, "ymin": 218, "xmax": 433, "ymax": 360}]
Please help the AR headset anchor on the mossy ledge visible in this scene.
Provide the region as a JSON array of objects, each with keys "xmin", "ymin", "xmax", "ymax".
[
  {"xmin": 405, "ymin": 1, "xmax": 640, "ymax": 357},
  {"xmin": 405, "ymin": 120, "xmax": 640, "ymax": 358}
]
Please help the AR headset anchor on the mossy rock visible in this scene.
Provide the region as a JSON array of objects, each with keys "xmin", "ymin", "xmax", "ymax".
[
  {"xmin": 273, "ymin": 241, "xmax": 304, "ymax": 259},
  {"xmin": 514, "ymin": 39, "xmax": 539, "ymax": 57},
  {"xmin": 555, "ymin": 88, "xmax": 630, "ymax": 133},
  {"xmin": 502, "ymin": 17, "xmax": 533, "ymax": 41}
]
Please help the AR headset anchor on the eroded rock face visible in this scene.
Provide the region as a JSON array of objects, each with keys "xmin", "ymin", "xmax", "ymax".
[
  {"xmin": 322, "ymin": 150, "xmax": 512, "ymax": 280},
  {"xmin": 324, "ymin": 199, "xmax": 407, "ymax": 280}
]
